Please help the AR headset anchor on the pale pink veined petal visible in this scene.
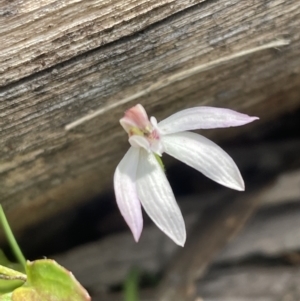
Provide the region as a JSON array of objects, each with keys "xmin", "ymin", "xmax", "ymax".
[
  {"xmin": 114, "ymin": 147, "xmax": 143, "ymax": 241},
  {"xmin": 136, "ymin": 150, "xmax": 186, "ymax": 246},
  {"xmin": 158, "ymin": 107, "xmax": 259, "ymax": 134},
  {"xmin": 162, "ymin": 132, "xmax": 245, "ymax": 191}
]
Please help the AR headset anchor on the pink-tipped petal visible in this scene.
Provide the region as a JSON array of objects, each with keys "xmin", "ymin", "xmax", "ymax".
[
  {"xmin": 120, "ymin": 104, "xmax": 151, "ymax": 133},
  {"xmin": 136, "ymin": 150, "xmax": 186, "ymax": 246},
  {"xmin": 158, "ymin": 107, "xmax": 259, "ymax": 134},
  {"xmin": 120, "ymin": 117, "xmax": 137, "ymax": 134},
  {"xmin": 114, "ymin": 147, "xmax": 143, "ymax": 241},
  {"xmin": 162, "ymin": 132, "xmax": 245, "ymax": 191}
]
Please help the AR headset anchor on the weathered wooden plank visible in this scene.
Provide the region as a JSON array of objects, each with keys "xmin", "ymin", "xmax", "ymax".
[
  {"xmin": 0, "ymin": 0, "xmax": 205, "ymax": 86},
  {"xmin": 0, "ymin": 0, "xmax": 300, "ymax": 232}
]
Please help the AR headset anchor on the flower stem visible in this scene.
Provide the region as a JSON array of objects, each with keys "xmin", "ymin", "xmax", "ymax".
[
  {"xmin": 124, "ymin": 268, "xmax": 139, "ymax": 301},
  {"xmin": 0, "ymin": 205, "xmax": 26, "ymax": 268},
  {"xmin": 154, "ymin": 154, "xmax": 165, "ymax": 172}
]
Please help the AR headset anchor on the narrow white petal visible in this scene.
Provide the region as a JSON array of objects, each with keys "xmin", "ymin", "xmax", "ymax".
[
  {"xmin": 114, "ymin": 147, "xmax": 143, "ymax": 241},
  {"xmin": 162, "ymin": 132, "xmax": 245, "ymax": 191},
  {"xmin": 158, "ymin": 107, "xmax": 259, "ymax": 134},
  {"xmin": 136, "ymin": 150, "xmax": 186, "ymax": 246}
]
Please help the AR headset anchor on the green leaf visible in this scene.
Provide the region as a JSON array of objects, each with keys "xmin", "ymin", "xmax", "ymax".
[
  {"xmin": 0, "ymin": 279, "xmax": 23, "ymax": 297},
  {"xmin": 0, "ymin": 292, "xmax": 13, "ymax": 301},
  {"xmin": 12, "ymin": 259, "xmax": 90, "ymax": 301},
  {"xmin": 0, "ymin": 251, "xmax": 25, "ymax": 294},
  {"xmin": 0, "ymin": 265, "xmax": 26, "ymax": 281}
]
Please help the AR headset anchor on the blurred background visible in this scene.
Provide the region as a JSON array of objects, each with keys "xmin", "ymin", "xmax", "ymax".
[{"xmin": 1, "ymin": 1, "xmax": 300, "ymax": 300}]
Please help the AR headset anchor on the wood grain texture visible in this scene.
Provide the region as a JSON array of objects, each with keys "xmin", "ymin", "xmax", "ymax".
[
  {"xmin": 0, "ymin": 0, "xmax": 205, "ymax": 85},
  {"xmin": 1, "ymin": 0, "xmax": 300, "ymax": 231}
]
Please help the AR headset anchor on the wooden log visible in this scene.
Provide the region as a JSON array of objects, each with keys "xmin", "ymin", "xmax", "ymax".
[
  {"xmin": 0, "ymin": 0, "xmax": 206, "ymax": 86},
  {"xmin": 0, "ymin": 0, "xmax": 300, "ymax": 231}
]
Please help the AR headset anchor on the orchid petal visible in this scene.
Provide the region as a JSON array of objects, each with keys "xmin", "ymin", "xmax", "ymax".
[
  {"xmin": 120, "ymin": 104, "xmax": 150, "ymax": 133},
  {"xmin": 114, "ymin": 147, "xmax": 143, "ymax": 241},
  {"xmin": 136, "ymin": 150, "xmax": 186, "ymax": 246},
  {"xmin": 158, "ymin": 107, "xmax": 259, "ymax": 134},
  {"xmin": 162, "ymin": 132, "xmax": 245, "ymax": 191}
]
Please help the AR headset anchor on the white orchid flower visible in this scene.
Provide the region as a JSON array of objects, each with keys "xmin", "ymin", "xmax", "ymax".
[{"xmin": 114, "ymin": 104, "xmax": 258, "ymax": 246}]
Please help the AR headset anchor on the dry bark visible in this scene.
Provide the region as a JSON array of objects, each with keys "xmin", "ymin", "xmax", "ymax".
[
  {"xmin": 0, "ymin": 0, "xmax": 206, "ymax": 86},
  {"xmin": 0, "ymin": 0, "xmax": 300, "ymax": 231}
]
